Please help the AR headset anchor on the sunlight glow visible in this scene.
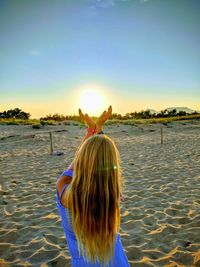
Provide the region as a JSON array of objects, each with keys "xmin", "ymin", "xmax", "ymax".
[{"xmin": 79, "ymin": 89, "xmax": 105, "ymax": 115}]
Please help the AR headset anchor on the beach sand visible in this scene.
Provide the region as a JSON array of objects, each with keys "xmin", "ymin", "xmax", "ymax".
[{"xmin": 0, "ymin": 121, "xmax": 200, "ymax": 267}]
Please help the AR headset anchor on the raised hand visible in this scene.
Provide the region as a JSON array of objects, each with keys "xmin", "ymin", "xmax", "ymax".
[
  {"xmin": 96, "ymin": 105, "xmax": 112, "ymax": 132},
  {"xmin": 78, "ymin": 105, "xmax": 112, "ymax": 133},
  {"xmin": 78, "ymin": 108, "xmax": 96, "ymax": 130}
]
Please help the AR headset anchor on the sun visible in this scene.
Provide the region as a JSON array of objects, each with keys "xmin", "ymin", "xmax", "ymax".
[{"xmin": 79, "ymin": 89, "xmax": 105, "ymax": 115}]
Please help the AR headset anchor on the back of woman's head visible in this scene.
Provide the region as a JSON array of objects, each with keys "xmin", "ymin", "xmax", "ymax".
[{"xmin": 66, "ymin": 134, "xmax": 121, "ymax": 265}]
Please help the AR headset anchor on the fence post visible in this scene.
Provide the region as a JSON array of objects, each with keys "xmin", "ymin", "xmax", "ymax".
[
  {"xmin": 161, "ymin": 127, "xmax": 163, "ymax": 144},
  {"xmin": 49, "ymin": 132, "xmax": 53, "ymax": 154}
]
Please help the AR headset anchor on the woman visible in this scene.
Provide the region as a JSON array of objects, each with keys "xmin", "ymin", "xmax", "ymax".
[{"xmin": 56, "ymin": 106, "xmax": 130, "ymax": 267}]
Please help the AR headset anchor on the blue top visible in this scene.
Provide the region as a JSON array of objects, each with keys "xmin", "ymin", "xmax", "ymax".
[{"xmin": 56, "ymin": 169, "xmax": 130, "ymax": 267}]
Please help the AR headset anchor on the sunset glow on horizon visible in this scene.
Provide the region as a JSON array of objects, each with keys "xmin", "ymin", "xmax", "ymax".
[{"xmin": 0, "ymin": 0, "xmax": 199, "ymax": 117}]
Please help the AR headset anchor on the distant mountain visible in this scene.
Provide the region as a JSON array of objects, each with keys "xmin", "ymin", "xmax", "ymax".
[
  {"xmin": 145, "ymin": 107, "xmax": 199, "ymax": 114},
  {"xmin": 165, "ymin": 107, "xmax": 198, "ymax": 114},
  {"xmin": 146, "ymin": 108, "xmax": 158, "ymax": 114}
]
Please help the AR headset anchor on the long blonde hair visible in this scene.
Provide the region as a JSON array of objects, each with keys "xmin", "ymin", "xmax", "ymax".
[{"xmin": 66, "ymin": 134, "xmax": 121, "ymax": 265}]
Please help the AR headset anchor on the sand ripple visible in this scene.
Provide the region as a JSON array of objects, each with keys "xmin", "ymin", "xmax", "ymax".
[{"xmin": 0, "ymin": 123, "xmax": 200, "ymax": 266}]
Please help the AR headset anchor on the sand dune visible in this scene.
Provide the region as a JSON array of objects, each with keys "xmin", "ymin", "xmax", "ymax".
[{"xmin": 0, "ymin": 121, "xmax": 200, "ymax": 266}]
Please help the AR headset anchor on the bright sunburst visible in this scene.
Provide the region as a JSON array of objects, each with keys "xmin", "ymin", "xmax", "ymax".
[{"xmin": 79, "ymin": 89, "xmax": 105, "ymax": 114}]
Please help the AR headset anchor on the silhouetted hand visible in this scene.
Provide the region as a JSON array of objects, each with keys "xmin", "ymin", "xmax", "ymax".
[
  {"xmin": 78, "ymin": 108, "xmax": 96, "ymax": 130},
  {"xmin": 96, "ymin": 105, "xmax": 112, "ymax": 132},
  {"xmin": 78, "ymin": 105, "xmax": 112, "ymax": 132}
]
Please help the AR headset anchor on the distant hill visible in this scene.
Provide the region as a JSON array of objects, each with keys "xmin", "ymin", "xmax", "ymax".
[
  {"xmin": 165, "ymin": 107, "xmax": 198, "ymax": 114},
  {"xmin": 146, "ymin": 107, "xmax": 199, "ymax": 114},
  {"xmin": 146, "ymin": 108, "xmax": 158, "ymax": 114}
]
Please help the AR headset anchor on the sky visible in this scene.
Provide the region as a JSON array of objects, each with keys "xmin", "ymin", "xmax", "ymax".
[{"xmin": 0, "ymin": 0, "xmax": 200, "ymax": 117}]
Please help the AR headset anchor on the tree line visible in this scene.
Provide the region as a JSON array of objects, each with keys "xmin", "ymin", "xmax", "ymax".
[
  {"xmin": 0, "ymin": 108, "xmax": 199, "ymax": 121},
  {"xmin": 115, "ymin": 109, "xmax": 198, "ymax": 120},
  {"xmin": 0, "ymin": 108, "xmax": 30, "ymax": 120}
]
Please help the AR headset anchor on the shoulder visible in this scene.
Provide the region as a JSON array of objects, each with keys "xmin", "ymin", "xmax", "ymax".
[{"xmin": 56, "ymin": 175, "xmax": 72, "ymax": 196}]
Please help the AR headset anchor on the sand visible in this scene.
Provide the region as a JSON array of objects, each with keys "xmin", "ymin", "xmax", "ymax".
[{"xmin": 0, "ymin": 121, "xmax": 200, "ymax": 267}]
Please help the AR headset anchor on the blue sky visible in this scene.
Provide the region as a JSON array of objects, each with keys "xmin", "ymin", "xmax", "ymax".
[{"xmin": 0, "ymin": 0, "xmax": 199, "ymax": 117}]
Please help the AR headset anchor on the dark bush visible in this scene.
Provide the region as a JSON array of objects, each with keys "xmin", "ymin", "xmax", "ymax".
[
  {"xmin": 6, "ymin": 121, "xmax": 18, "ymax": 125},
  {"xmin": 32, "ymin": 124, "xmax": 41, "ymax": 129}
]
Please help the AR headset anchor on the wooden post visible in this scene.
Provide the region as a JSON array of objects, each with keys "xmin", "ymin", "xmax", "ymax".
[
  {"xmin": 49, "ymin": 132, "xmax": 53, "ymax": 154},
  {"xmin": 161, "ymin": 127, "xmax": 163, "ymax": 144}
]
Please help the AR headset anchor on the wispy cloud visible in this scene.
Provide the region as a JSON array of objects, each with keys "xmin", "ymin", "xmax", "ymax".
[
  {"xmin": 29, "ymin": 50, "xmax": 40, "ymax": 56},
  {"xmin": 88, "ymin": 0, "xmax": 149, "ymax": 10},
  {"xmin": 140, "ymin": 0, "xmax": 149, "ymax": 3},
  {"xmin": 89, "ymin": 0, "xmax": 115, "ymax": 9}
]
